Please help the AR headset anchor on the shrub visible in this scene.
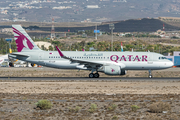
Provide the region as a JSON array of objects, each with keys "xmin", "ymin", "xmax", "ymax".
[
  {"xmin": 131, "ymin": 105, "xmax": 140, "ymax": 112},
  {"xmin": 35, "ymin": 100, "xmax": 52, "ymax": 110},
  {"xmin": 112, "ymin": 115, "xmax": 118, "ymax": 120},
  {"xmin": 149, "ymin": 102, "xmax": 171, "ymax": 113},
  {"xmin": 88, "ymin": 103, "xmax": 97, "ymax": 113},
  {"xmin": 108, "ymin": 103, "xmax": 117, "ymax": 111},
  {"xmin": 68, "ymin": 106, "xmax": 81, "ymax": 113},
  {"xmin": 74, "ymin": 106, "xmax": 81, "ymax": 112}
]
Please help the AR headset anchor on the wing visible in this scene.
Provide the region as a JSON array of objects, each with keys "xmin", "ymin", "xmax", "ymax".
[{"xmin": 55, "ymin": 46, "xmax": 103, "ymax": 69}]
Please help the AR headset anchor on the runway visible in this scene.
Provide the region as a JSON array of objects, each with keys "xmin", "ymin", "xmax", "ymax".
[{"xmin": 0, "ymin": 77, "xmax": 180, "ymax": 81}]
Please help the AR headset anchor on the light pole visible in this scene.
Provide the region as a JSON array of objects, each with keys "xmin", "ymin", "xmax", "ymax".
[{"xmin": 109, "ymin": 23, "xmax": 115, "ymax": 51}]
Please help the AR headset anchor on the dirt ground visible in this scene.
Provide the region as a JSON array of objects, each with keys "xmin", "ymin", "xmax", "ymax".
[
  {"xmin": 0, "ymin": 67, "xmax": 180, "ymax": 78},
  {"xmin": 0, "ymin": 81, "xmax": 180, "ymax": 95},
  {"xmin": 0, "ymin": 67, "xmax": 179, "ymax": 120}
]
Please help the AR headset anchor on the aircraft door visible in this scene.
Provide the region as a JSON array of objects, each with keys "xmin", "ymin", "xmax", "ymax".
[
  {"xmin": 39, "ymin": 53, "xmax": 44, "ymax": 60},
  {"xmin": 38, "ymin": 52, "xmax": 45, "ymax": 65},
  {"xmin": 148, "ymin": 53, "xmax": 153, "ymax": 64}
]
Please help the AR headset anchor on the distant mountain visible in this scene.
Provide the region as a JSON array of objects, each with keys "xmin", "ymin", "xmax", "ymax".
[
  {"xmin": 0, "ymin": 0, "xmax": 180, "ymax": 22},
  {"xmin": 38, "ymin": 18, "xmax": 180, "ymax": 32}
]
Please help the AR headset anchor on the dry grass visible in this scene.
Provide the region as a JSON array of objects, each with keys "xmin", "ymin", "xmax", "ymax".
[{"xmin": 149, "ymin": 102, "xmax": 171, "ymax": 113}]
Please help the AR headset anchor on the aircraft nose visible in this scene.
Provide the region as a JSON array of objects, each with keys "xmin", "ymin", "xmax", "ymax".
[{"xmin": 167, "ymin": 61, "xmax": 174, "ymax": 68}]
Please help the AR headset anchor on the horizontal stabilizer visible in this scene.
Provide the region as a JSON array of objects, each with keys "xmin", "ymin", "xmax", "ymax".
[{"xmin": 9, "ymin": 53, "xmax": 29, "ymax": 57}]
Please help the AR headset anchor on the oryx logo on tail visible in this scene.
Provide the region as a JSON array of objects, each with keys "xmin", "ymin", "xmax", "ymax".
[{"xmin": 12, "ymin": 27, "xmax": 34, "ymax": 52}]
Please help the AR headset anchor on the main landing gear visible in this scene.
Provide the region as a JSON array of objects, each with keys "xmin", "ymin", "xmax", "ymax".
[
  {"xmin": 89, "ymin": 72, "xmax": 99, "ymax": 78},
  {"xmin": 149, "ymin": 70, "xmax": 152, "ymax": 78},
  {"xmin": 89, "ymin": 69, "xmax": 99, "ymax": 78}
]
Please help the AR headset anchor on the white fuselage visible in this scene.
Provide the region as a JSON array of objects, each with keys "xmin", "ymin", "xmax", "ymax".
[{"xmin": 10, "ymin": 50, "xmax": 173, "ymax": 70}]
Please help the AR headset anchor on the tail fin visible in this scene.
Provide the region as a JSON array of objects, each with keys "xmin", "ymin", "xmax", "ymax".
[
  {"xmin": 12, "ymin": 25, "xmax": 41, "ymax": 52},
  {"xmin": 121, "ymin": 42, "xmax": 123, "ymax": 52}
]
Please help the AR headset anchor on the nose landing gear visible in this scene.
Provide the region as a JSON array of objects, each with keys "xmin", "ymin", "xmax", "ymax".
[{"xmin": 149, "ymin": 70, "xmax": 152, "ymax": 78}]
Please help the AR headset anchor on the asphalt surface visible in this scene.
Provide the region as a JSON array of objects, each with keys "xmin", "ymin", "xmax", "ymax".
[{"xmin": 0, "ymin": 77, "xmax": 180, "ymax": 81}]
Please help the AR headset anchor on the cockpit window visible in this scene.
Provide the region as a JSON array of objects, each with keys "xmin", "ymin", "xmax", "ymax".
[{"xmin": 159, "ymin": 57, "xmax": 167, "ymax": 60}]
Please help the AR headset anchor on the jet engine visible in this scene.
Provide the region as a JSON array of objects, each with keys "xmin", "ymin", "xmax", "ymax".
[
  {"xmin": 31, "ymin": 63, "xmax": 35, "ymax": 67},
  {"xmin": 103, "ymin": 65, "xmax": 126, "ymax": 75},
  {"xmin": 9, "ymin": 62, "xmax": 14, "ymax": 67}
]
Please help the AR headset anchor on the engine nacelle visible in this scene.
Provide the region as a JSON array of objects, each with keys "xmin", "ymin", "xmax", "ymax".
[
  {"xmin": 103, "ymin": 65, "xmax": 126, "ymax": 75},
  {"xmin": 9, "ymin": 62, "xmax": 14, "ymax": 67},
  {"xmin": 31, "ymin": 63, "xmax": 35, "ymax": 67}
]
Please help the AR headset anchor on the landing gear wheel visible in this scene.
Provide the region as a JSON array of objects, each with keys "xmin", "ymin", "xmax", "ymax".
[
  {"xmin": 149, "ymin": 75, "xmax": 152, "ymax": 78},
  {"xmin": 89, "ymin": 73, "xmax": 94, "ymax": 78},
  {"xmin": 148, "ymin": 70, "xmax": 152, "ymax": 78},
  {"xmin": 94, "ymin": 73, "xmax": 99, "ymax": 78}
]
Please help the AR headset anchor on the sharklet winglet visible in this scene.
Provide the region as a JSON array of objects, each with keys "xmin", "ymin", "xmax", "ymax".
[{"xmin": 56, "ymin": 46, "xmax": 64, "ymax": 57}]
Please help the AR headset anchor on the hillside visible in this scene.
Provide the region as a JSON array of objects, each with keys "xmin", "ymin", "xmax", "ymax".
[
  {"xmin": 1, "ymin": 18, "xmax": 180, "ymax": 35},
  {"xmin": 37, "ymin": 18, "xmax": 180, "ymax": 32}
]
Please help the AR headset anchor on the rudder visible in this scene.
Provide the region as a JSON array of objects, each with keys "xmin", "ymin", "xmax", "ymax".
[{"xmin": 12, "ymin": 25, "xmax": 41, "ymax": 52}]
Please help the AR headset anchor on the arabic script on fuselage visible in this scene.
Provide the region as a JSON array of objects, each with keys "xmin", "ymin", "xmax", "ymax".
[{"xmin": 83, "ymin": 53, "xmax": 103, "ymax": 56}]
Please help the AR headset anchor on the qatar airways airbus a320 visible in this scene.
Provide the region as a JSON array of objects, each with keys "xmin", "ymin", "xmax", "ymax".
[{"xmin": 9, "ymin": 25, "xmax": 173, "ymax": 78}]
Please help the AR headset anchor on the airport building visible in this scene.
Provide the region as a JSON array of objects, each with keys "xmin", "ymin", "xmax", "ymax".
[{"xmin": 165, "ymin": 51, "xmax": 180, "ymax": 67}]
